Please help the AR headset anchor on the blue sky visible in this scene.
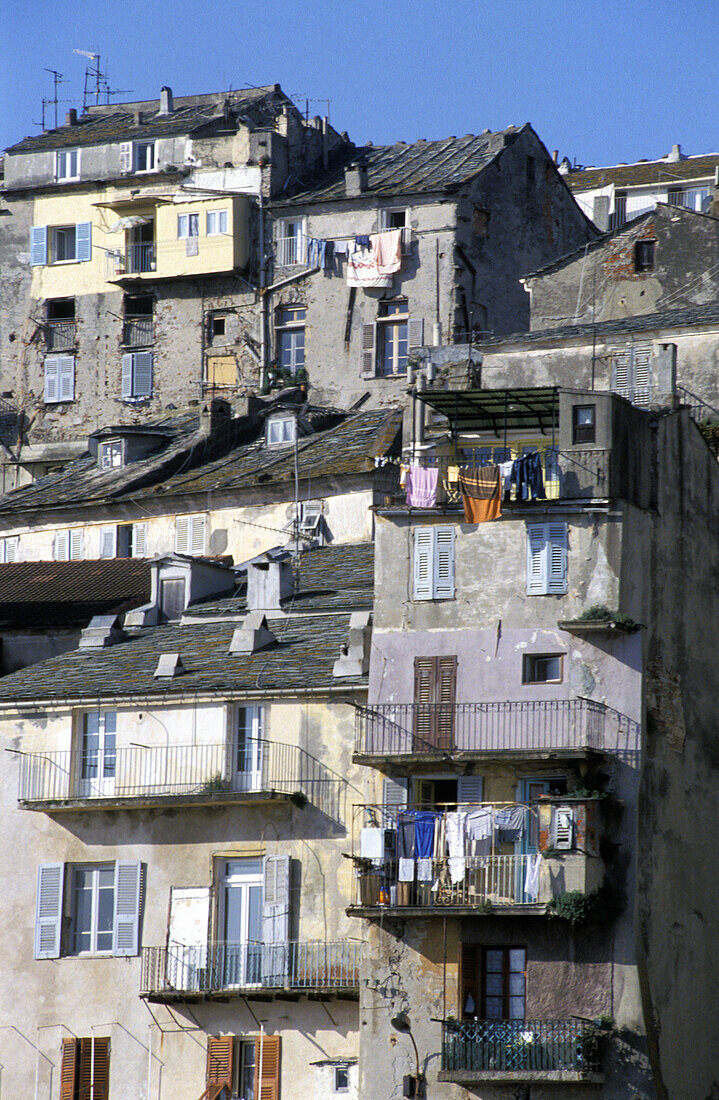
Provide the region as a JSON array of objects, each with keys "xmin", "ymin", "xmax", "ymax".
[{"xmin": 2, "ymin": 0, "xmax": 718, "ymax": 166}]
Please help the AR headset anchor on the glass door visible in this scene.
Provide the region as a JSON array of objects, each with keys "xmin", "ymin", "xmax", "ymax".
[
  {"xmin": 219, "ymin": 858, "xmax": 263, "ymax": 988},
  {"xmin": 79, "ymin": 711, "xmax": 116, "ymax": 797},
  {"xmin": 234, "ymin": 706, "xmax": 264, "ymax": 792}
]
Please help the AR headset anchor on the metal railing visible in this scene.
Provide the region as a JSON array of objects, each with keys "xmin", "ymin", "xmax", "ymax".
[
  {"xmin": 275, "ymin": 235, "xmax": 306, "ymax": 266},
  {"xmin": 140, "ymin": 940, "xmax": 362, "ymax": 997},
  {"xmin": 374, "ymin": 449, "xmax": 611, "ymax": 507},
  {"xmin": 44, "ymin": 320, "xmax": 76, "ymax": 351},
  {"xmin": 18, "ymin": 738, "xmax": 339, "ymax": 815},
  {"xmin": 667, "ymin": 188, "xmax": 708, "ymax": 212},
  {"xmin": 441, "ymin": 1018, "xmax": 601, "ymax": 1075},
  {"xmin": 108, "ymin": 243, "xmax": 157, "ymax": 276},
  {"xmin": 355, "ymin": 698, "xmax": 607, "ymax": 757},
  {"xmin": 354, "ymin": 853, "xmax": 533, "ymax": 909},
  {"xmin": 121, "ymin": 317, "xmax": 154, "ymax": 347}
]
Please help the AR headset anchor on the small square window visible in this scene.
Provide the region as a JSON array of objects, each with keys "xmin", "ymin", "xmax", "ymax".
[
  {"xmin": 266, "ymin": 416, "xmax": 297, "ymax": 446},
  {"xmin": 572, "ymin": 404, "xmax": 596, "ymax": 444},
  {"xmin": 101, "ymin": 440, "xmax": 124, "ymax": 468},
  {"xmin": 206, "ymin": 209, "xmax": 228, "ymax": 236},
  {"xmin": 523, "ymin": 653, "xmax": 563, "ymax": 684},
  {"xmin": 334, "ymin": 1066, "xmax": 350, "ymax": 1092},
  {"xmin": 635, "ymin": 240, "xmax": 655, "ymax": 272},
  {"xmin": 178, "ymin": 213, "xmax": 199, "ymax": 239},
  {"xmin": 209, "ymin": 315, "xmax": 226, "ymax": 340}
]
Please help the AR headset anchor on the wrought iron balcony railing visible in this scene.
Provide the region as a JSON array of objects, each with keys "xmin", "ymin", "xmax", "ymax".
[
  {"xmin": 18, "ymin": 738, "xmax": 339, "ymax": 815},
  {"xmin": 440, "ymin": 1018, "xmax": 601, "ymax": 1077},
  {"xmin": 353, "ymin": 853, "xmax": 534, "ymax": 910},
  {"xmin": 275, "ymin": 234, "xmax": 306, "ymax": 266},
  {"xmin": 107, "ymin": 243, "xmax": 157, "ymax": 277},
  {"xmin": 121, "ymin": 317, "xmax": 154, "ymax": 347},
  {"xmin": 355, "ymin": 698, "xmax": 607, "ymax": 758},
  {"xmin": 140, "ymin": 940, "xmax": 362, "ymax": 1000},
  {"xmin": 44, "ymin": 320, "xmax": 76, "ymax": 351}
]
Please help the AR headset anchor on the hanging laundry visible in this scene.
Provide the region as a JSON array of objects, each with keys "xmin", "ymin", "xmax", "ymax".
[
  {"xmin": 499, "ymin": 460, "xmax": 514, "ymax": 494},
  {"xmin": 445, "ymin": 811, "xmax": 467, "ymax": 884},
  {"xmin": 414, "ymin": 812, "xmax": 439, "ymax": 859},
  {"xmin": 355, "ymin": 234, "xmax": 371, "ymax": 249},
  {"xmin": 443, "ymin": 465, "xmax": 462, "ymax": 504},
  {"xmin": 494, "ymin": 805, "xmax": 527, "ymax": 843},
  {"xmin": 333, "ymin": 239, "xmax": 349, "ymax": 255},
  {"xmin": 347, "ymin": 240, "xmax": 393, "ymax": 288},
  {"xmin": 399, "ymin": 463, "xmax": 408, "ymax": 489},
  {"xmin": 360, "ymin": 827, "xmax": 384, "ymax": 860},
  {"xmin": 405, "ymin": 464, "xmax": 439, "ymax": 508},
  {"xmin": 398, "ymin": 858, "xmax": 415, "ymax": 882},
  {"xmin": 459, "ymin": 465, "xmax": 502, "ymax": 524},
  {"xmin": 371, "ymin": 229, "xmax": 402, "ymax": 275},
  {"xmin": 511, "ymin": 452, "xmax": 546, "ymax": 501},
  {"xmin": 306, "ymin": 237, "xmax": 328, "ymax": 268},
  {"xmin": 417, "ymin": 857, "xmax": 433, "ymax": 882},
  {"xmin": 465, "ymin": 806, "xmax": 492, "ymax": 840},
  {"xmin": 524, "ymin": 853, "xmax": 542, "ymax": 900},
  {"xmin": 397, "ymin": 813, "xmax": 416, "ymax": 859}
]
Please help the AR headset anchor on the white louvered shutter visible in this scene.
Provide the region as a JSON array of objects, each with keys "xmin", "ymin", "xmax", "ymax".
[
  {"xmin": 119, "ymin": 142, "xmax": 133, "ymax": 173},
  {"xmin": 632, "ymin": 345, "xmax": 652, "ymax": 406},
  {"xmin": 175, "ymin": 515, "xmax": 190, "ymax": 554},
  {"xmin": 407, "ymin": 317, "xmax": 425, "ymax": 350},
  {"xmin": 70, "ymin": 529, "xmax": 84, "ymax": 560},
  {"xmin": 58, "ymin": 356, "xmax": 75, "ymax": 401},
  {"xmin": 434, "ymin": 527, "xmax": 455, "ymax": 599},
  {"xmin": 121, "ymin": 354, "xmax": 134, "ymax": 398},
  {"xmin": 133, "ymin": 352, "xmax": 153, "ymax": 397},
  {"xmin": 113, "ymin": 859, "xmax": 142, "ymax": 956},
  {"xmin": 4, "ymin": 538, "xmax": 18, "ymax": 563},
  {"xmin": 44, "ymin": 358, "xmax": 60, "ymax": 403},
  {"xmin": 30, "ymin": 226, "xmax": 47, "ymax": 266},
  {"xmin": 35, "ymin": 863, "xmax": 64, "ymax": 959},
  {"xmin": 54, "ymin": 530, "xmax": 70, "ymax": 561},
  {"xmin": 457, "ymin": 774, "xmax": 483, "ymax": 806},
  {"xmin": 360, "ymin": 322, "xmax": 377, "ymax": 378},
  {"xmin": 132, "ymin": 522, "xmax": 148, "ymax": 558},
  {"xmin": 413, "ymin": 527, "xmax": 433, "ymax": 600},
  {"xmin": 383, "ymin": 777, "xmax": 408, "ymax": 814},
  {"xmin": 526, "ymin": 524, "xmax": 547, "ymax": 595},
  {"xmin": 75, "ymin": 222, "xmax": 92, "ymax": 262},
  {"xmin": 553, "ymin": 807, "xmax": 574, "ymax": 850},
  {"xmin": 611, "ymin": 351, "xmax": 631, "ymax": 400},
  {"xmin": 100, "ymin": 526, "xmax": 117, "ymax": 558},
  {"xmin": 262, "ymin": 855, "xmax": 290, "ymax": 983},
  {"xmin": 546, "ymin": 523, "xmax": 568, "ymax": 594},
  {"xmin": 190, "ymin": 514, "xmax": 206, "ymax": 556}
]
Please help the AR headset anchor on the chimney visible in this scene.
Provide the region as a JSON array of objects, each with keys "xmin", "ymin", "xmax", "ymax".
[
  {"xmin": 332, "ymin": 612, "xmax": 372, "ymax": 677},
  {"xmin": 592, "ymin": 195, "xmax": 610, "ymax": 233},
  {"xmin": 199, "ymin": 396, "xmax": 232, "ymax": 439},
  {"xmin": 78, "ymin": 614, "xmax": 125, "ymax": 649},
  {"xmin": 229, "ymin": 611, "xmax": 277, "ymax": 655},
  {"xmin": 552, "ymin": 149, "xmax": 558, "ymax": 163},
  {"xmin": 246, "ymin": 555, "xmax": 294, "ymax": 611},
  {"xmin": 668, "ymin": 143, "xmax": 682, "ymax": 162},
  {"xmin": 159, "ymin": 86, "xmax": 174, "ymax": 115},
  {"xmin": 66, "ymin": 109, "xmax": 78, "ymax": 126},
  {"xmin": 344, "ymin": 163, "xmax": 368, "ymax": 197}
]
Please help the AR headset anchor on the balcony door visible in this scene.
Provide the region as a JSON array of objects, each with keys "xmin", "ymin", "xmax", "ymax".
[
  {"xmin": 128, "ymin": 219, "xmax": 154, "ymax": 273},
  {"xmin": 78, "ymin": 711, "xmax": 116, "ymax": 797},
  {"xmin": 413, "ymin": 656, "xmax": 457, "ymax": 750},
  {"xmin": 219, "ymin": 858, "xmax": 263, "ymax": 988},
  {"xmin": 233, "ymin": 706, "xmax": 264, "ymax": 792}
]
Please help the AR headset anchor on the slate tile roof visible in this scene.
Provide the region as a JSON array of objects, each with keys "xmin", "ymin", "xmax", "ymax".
[
  {"xmin": 565, "ymin": 154, "xmax": 719, "ymax": 193},
  {"xmin": 0, "ymin": 558, "xmax": 151, "ymax": 630},
  {"xmin": 271, "ymin": 127, "xmax": 524, "ymax": 206},
  {"xmin": 5, "ymin": 86, "xmax": 292, "ymax": 155},
  {"xmin": 0, "ymin": 406, "xmax": 401, "ymax": 517}
]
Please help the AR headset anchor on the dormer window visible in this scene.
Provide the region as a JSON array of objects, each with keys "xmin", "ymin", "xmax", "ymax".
[
  {"xmin": 55, "ymin": 149, "xmax": 80, "ymax": 182},
  {"xmin": 100, "ymin": 439, "xmax": 124, "ymax": 469},
  {"xmin": 266, "ymin": 415, "xmax": 297, "ymax": 447}
]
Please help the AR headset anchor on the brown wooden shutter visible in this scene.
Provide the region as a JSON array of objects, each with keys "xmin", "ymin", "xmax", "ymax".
[
  {"xmin": 60, "ymin": 1039, "xmax": 78, "ymax": 1100},
  {"xmin": 413, "ymin": 656, "xmax": 457, "ymax": 750},
  {"xmin": 255, "ymin": 1034, "xmax": 281, "ymax": 1100},
  {"xmin": 459, "ymin": 943, "xmax": 480, "ymax": 1019},
  {"xmin": 207, "ymin": 1036, "xmax": 234, "ymax": 1088},
  {"xmin": 436, "ymin": 656, "xmax": 457, "ymax": 751},
  {"xmin": 77, "ymin": 1038, "xmax": 110, "ymax": 1100},
  {"xmin": 413, "ymin": 656, "xmax": 436, "ymax": 750}
]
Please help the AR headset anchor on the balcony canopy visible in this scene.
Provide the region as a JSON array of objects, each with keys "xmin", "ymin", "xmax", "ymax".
[{"xmin": 417, "ymin": 387, "xmax": 560, "ymax": 436}]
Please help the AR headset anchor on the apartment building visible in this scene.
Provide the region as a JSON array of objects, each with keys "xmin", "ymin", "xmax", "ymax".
[{"xmin": 348, "ymin": 382, "xmax": 719, "ymax": 1098}]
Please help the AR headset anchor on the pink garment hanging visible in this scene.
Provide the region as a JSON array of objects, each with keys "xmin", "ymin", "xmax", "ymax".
[
  {"xmin": 406, "ymin": 464, "xmax": 439, "ymax": 508},
  {"xmin": 371, "ymin": 229, "xmax": 402, "ymax": 274}
]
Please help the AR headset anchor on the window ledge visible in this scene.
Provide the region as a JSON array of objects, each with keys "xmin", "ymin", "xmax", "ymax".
[{"xmin": 558, "ymin": 618, "xmax": 640, "ymax": 635}]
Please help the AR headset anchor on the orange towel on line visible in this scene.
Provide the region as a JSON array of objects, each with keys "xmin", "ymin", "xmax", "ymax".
[{"xmin": 459, "ymin": 466, "xmax": 502, "ymax": 524}]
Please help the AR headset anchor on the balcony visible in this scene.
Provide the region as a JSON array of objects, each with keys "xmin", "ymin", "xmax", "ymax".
[
  {"xmin": 107, "ymin": 243, "xmax": 157, "ymax": 278},
  {"xmin": 275, "ymin": 234, "xmax": 306, "ymax": 267},
  {"xmin": 439, "ymin": 1019, "xmax": 602, "ymax": 1085},
  {"xmin": 348, "ymin": 800, "xmax": 603, "ymax": 917},
  {"xmin": 140, "ymin": 940, "xmax": 362, "ymax": 1003},
  {"xmin": 18, "ymin": 738, "xmax": 339, "ymax": 815},
  {"xmin": 375, "ymin": 449, "xmax": 611, "ymax": 510},
  {"xmin": 44, "ymin": 320, "xmax": 76, "ymax": 352},
  {"xmin": 355, "ymin": 699, "xmax": 608, "ymax": 763},
  {"xmin": 121, "ymin": 317, "xmax": 154, "ymax": 347}
]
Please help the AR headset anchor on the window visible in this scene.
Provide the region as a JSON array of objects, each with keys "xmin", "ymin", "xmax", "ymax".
[
  {"xmin": 0, "ymin": 536, "xmax": 18, "ymax": 562},
  {"xmin": 208, "ymin": 313, "xmax": 227, "ymax": 342},
  {"xmin": 572, "ymin": 404, "xmax": 596, "ymax": 444},
  {"xmin": 360, "ymin": 307, "xmax": 424, "ymax": 379},
  {"xmin": 413, "ymin": 526, "xmax": 455, "ymax": 600},
  {"xmin": 334, "ymin": 1066, "xmax": 350, "ymax": 1093},
  {"xmin": 175, "ymin": 513, "xmax": 206, "ymax": 556},
  {"xmin": 159, "ymin": 577, "xmax": 186, "ymax": 621},
  {"xmin": 523, "ymin": 653, "xmax": 563, "ymax": 684},
  {"xmin": 207, "ymin": 208, "xmax": 229, "ymax": 235},
  {"xmin": 44, "ymin": 355, "xmax": 75, "ymax": 404},
  {"xmin": 236, "ymin": 1040, "xmax": 257, "ymax": 1099},
  {"xmin": 123, "ymin": 294, "xmax": 154, "ymax": 347},
  {"xmin": 635, "ymin": 240, "xmax": 655, "ymax": 272},
  {"xmin": 380, "ymin": 208, "xmax": 408, "ymax": 229},
  {"xmin": 526, "ymin": 522, "xmax": 567, "ymax": 595},
  {"xmin": 54, "ymin": 528, "xmax": 84, "ymax": 561},
  {"xmin": 266, "ymin": 415, "xmax": 297, "ymax": 446},
  {"xmin": 55, "ymin": 148, "xmax": 80, "ymax": 181},
  {"xmin": 207, "ymin": 1035, "xmax": 281, "ymax": 1100},
  {"xmin": 276, "ymin": 217, "xmax": 306, "ymax": 265},
  {"xmin": 99, "ymin": 523, "xmax": 148, "ymax": 559},
  {"xmin": 31, "ymin": 223, "xmax": 91, "ymax": 266},
  {"xmin": 611, "ymin": 344, "xmax": 652, "ymax": 405},
  {"xmin": 275, "ymin": 306, "xmax": 306, "ymax": 376},
  {"xmin": 34, "ymin": 860, "xmax": 141, "ymax": 959},
  {"xmin": 177, "ymin": 212, "xmax": 199, "ymax": 239},
  {"xmin": 100, "ymin": 440, "xmax": 124, "ymax": 469},
  {"xmin": 235, "ymin": 705, "xmax": 264, "ymax": 791},
  {"xmin": 459, "ymin": 944, "xmax": 526, "ymax": 1020},
  {"xmin": 60, "ymin": 1037, "xmax": 110, "ymax": 1100},
  {"xmin": 134, "ymin": 140, "xmax": 156, "ymax": 172},
  {"xmin": 612, "ymin": 191, "xmax": 627, "ymax": 228},
  {"xmin": 473, "ymin": 207, "xmax": 490, "ymax": 237},
  {"xmin": 121, "ymin": 351, "xmax": 153, "ymax": 398},
  {"xmin": 45, "ymin": 298, "xmax": 76, "ymax": 351}
]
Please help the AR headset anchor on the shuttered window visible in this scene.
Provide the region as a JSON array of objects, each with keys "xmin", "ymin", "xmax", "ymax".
[
  {"xmin": 35, "ymin": 860, "xmax": 142, "ymax": 959},
  {"xmin": 121, "ymin": 351, "xmax": 153, "ymax": 398},
  {"xmin": 207, "ymin": 1035, "xmax": 234, "ymax": 1090},
  {"xmin": 61, "ymin": 1037, "xmax": 110, "ymax": 1100},
  {"xmin": 0, "ymin": 536, "xmax": 19, "ymax": 562},
  {"xmin": 413, "ymin": 655, "xmax": 457, "ymax": 750},
  {"xmin": 31, "ymin": 224, "xmax": 91, "ymax": 265},
  {"xmin": 175, "ymin": 513, "xmax": 206, "ymax": 556},
  {"xmin": 611, "ymin": 344, "xmax": 652, "ymax": 406},
  {"xmin": 359, "ymin": 322, "xmax": 376, "ymax": 378},
  {"xmin": 132, "ymin": 522, "xmax": 148, "ymax": 558},
  {"xmin": 459, "ymin": 942, "xmax": 481, "ymax": 1018},
  {"xmin": 255, "ymin": 1035, "xmax": 281, "ymax": 1100},
  {"xmin": 413, "ymin": 525, "xmax": 455, "ymax": 600},
  {"xmin": 44, "ymin": 356, "xmax": 75, "ymax": 403},
  {"xmin": 35, "ymin": 863, "xmax": 64, "ymax": 959},
  {"xmin": 54, "ymin": 528, "xmax": 84, "ymax": 561},
  {"xmin": 526, "ymin": 522, "xmax": 567, "ymax": 595}
]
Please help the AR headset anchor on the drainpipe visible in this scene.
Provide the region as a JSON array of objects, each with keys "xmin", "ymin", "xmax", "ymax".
[{"xmin": 258, "ymin": 193, "xmax": 268, "ymax": 391}]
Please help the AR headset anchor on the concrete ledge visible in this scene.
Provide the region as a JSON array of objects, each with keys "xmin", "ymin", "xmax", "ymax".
[
  {"xmin": 353, "ymin": 747, "xmax": 606, "ymax": 767},
  {"xmin": 348, "ymin": 903, "xmax": 547, "ymax": 919},
  {"xmin": 19, "ymin": 790, "xmax": 294, "ymax": 813},
  {"xmin": 142, "ymin": 987, "xmax": 360, "ymax": 1005},
  {"xmin": 438, "ymin": 1069, "xmax": 603, "ymax": 1085}
]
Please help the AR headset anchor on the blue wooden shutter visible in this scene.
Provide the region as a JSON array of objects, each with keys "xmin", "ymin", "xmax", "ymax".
[
  {"xmin": 58, "ymin": 356, "xmax": 75, "ymax": 401},
  {"xmin": 75, "ymin": 222, "xmax": 92, "ymax": 262},
  {"xmin": 30, "ymin": 226, "xmax": 47, "ymax": 266},
  {"xmin": 121, "ymin": 353, "xmax": 134, "ymax": 398},
  {"xmin": 433, "ymin": 526, "xmax": 455, "ymax": 599},
  {"xmin": 113, "ymin": 859, "xmax": 142, "ymax": 956},
  {"xmin": 413, "ymin": 527, "xmax": 433, "ymax": 600},
  {"xmin": 526, "ymin": 524, "xmax": 547, "ymax": 595},
  {"xmin": 35, "ymin": 863, "xmax": 64, "ymax": 958},
  {"xmin": 546, "ymin": 522, "xmax": 568, "ymax": 594},
  {"xmin": 133, "ymin": 352, "xmax": 153, "ymax": 397},
  {"xmin": 44, "ymin": 357, "xmax": 60, "ymax": 403}
]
